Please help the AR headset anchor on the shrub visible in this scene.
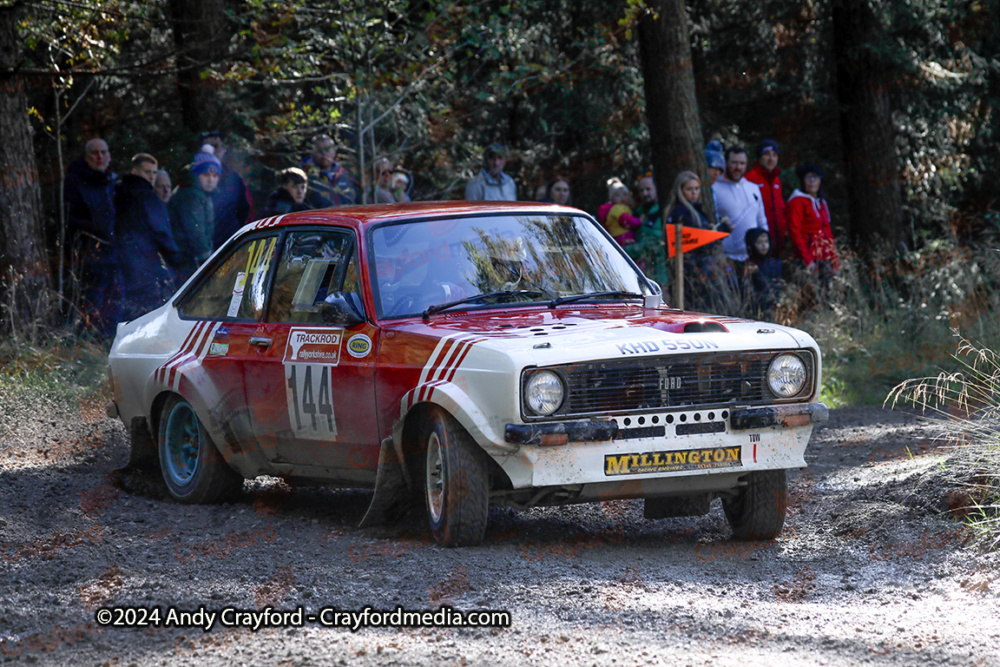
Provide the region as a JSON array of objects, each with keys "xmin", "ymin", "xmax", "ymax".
[{"xmin": 886, "ymin": 335, "xmax": 1000, "ymax": 550}]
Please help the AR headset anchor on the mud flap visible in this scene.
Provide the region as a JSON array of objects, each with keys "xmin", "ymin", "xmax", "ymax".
[
  {"xmin": 110, "ymin": 417, "xmax": 169, "ymax": 499},
  {"xmin": 124, "ymin": 417, "xmax": 159, "ymax": 472},
  {"xmin": 359, "ymin": 438, "xmax": 413, "ymax": 528}
]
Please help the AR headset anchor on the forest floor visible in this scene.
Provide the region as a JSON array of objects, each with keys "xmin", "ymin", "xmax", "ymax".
[{"xmin": 1, "ymin": 397, "xmax": 999, "ymax": 666}]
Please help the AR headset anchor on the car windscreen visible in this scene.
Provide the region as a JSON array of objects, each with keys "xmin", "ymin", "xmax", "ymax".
[{"xmin": 368, "ymin": 213, "xmax": 654, "ymax": 319}]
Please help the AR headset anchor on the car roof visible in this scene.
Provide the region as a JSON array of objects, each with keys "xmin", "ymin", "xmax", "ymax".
[{"xmin": 247, "ymin": 201, "xmax": 585, "ymax": 234}]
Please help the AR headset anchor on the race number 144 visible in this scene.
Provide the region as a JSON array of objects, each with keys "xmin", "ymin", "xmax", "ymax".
[{"xmin": 284, "ymin": 364, "xmax": 338, "ymax": 440}]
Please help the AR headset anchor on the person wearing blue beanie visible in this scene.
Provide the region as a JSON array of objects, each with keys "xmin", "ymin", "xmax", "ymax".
[
  {"xmin": 705, "ymin": 143, "xmax": 725, "ymax": 186},
  {"xmin": 168, "ymin": 146, "xmax": 222, "ymax": 280},
  {"xmin": 191, "ymin": 148, "xmax": 222, "ymax": 178}
]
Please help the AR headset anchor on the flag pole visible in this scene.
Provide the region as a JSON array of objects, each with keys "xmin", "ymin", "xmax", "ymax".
[{"xmin": 673, "ymin": 223, "xmax": 684, "ymax": 309}]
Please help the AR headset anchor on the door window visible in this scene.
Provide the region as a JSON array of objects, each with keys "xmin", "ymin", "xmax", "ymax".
[
  {"xmin": 180, "ymin": 235, "xmax": 279, "ymax": 320},
  {"xmin": 268, "ymin": 230, "xmax": 363, "ymax": 324}
]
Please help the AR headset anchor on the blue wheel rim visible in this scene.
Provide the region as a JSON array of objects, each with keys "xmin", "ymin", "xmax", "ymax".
[{"xmin": 164, "ymin": 402, "xmax": 199, "ymax": 485}]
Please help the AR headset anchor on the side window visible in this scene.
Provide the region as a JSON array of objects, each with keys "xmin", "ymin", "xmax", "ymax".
[
  {"xmin": 179, "ymin": 235, "xmax": 279, "ymax": 320},
  {"xmin": 268, "ymin": 230, "xmax": 361, "ymax": 324}
]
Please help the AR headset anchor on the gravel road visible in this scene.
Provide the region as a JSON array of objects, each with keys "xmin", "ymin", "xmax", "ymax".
[{"xmin": 1, "ymin": 393, "xmax": 998, "ymax": 666}]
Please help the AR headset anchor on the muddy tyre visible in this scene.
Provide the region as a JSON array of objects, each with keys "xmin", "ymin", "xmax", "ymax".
[
  {"xmin": 158, "ymin": 395, "xmax": 243, "ymax": 504},
  {"xmin": 422, "ymin": 407, "xmax": 489, "ymax": 546},
  {"xmin": 722, "ymin": 470, "xmax": 787, "ymax": 540}
]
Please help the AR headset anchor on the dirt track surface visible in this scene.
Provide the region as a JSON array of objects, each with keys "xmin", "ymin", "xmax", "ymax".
[{"xmin": 2, "ymin": 400, "xmax": 999, "ymax": 666}]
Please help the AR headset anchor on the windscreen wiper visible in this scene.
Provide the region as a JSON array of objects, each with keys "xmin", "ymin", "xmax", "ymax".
[
  {"xmin": 423, "ymin": 290, "xmax": 545, "ymax": 318},
  {"xmin": 548, "ymin": 291, "xmax": 645, "ymax": 308}
]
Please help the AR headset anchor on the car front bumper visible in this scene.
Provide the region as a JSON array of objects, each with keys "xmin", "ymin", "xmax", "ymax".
[{"xmin": 497, "ymin": 402, "xmax": 828, "ymax": 488}]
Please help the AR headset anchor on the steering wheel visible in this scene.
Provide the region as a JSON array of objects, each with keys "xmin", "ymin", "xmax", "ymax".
[{"xmin": 383, "ymin": 285, "xmax": 436, "ymax": 317}]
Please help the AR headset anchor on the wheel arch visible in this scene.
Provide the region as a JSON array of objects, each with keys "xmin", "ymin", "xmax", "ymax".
[
  {"xmin": 148, "ymin": 390, "xmax": 174, "ymax": 443},
  {"xmin": 398, "ymin": 400, "xmax": 513, "ymax": 493},
  {"xmin": 394, "ymin": 381, "xmax": 511, "ymax": 453}
]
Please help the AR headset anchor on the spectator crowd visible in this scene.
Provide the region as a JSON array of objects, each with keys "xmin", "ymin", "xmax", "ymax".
[{"xmin": 64, "ymin": 131, "xmax": 839, "ymax": 339}]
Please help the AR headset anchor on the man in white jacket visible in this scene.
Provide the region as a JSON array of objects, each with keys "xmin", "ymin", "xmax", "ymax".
[{"xmin": 712, "ymin": 147, "xmax": 768, "ymax": 263}]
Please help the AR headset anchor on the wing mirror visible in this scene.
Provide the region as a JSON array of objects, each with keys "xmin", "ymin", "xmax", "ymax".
[{"xmin": 319, "ymin": 292, "xmax": 366, "ymax": 326}]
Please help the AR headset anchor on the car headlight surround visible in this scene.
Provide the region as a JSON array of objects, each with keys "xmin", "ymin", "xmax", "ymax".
[
  {"xmin": 524, "ymin": 370, "xmax": 565, "ymax": 416},
  {"xmin": 766, "ymin": 353, "xmax": 808, "ymax": 398}
]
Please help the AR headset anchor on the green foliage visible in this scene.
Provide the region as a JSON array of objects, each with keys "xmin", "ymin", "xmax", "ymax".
[
  {"xmin": 18, "ymin": 0, "xmax": 653, "ymax": 210},
  {"xmin": 13, "ymin": 0, "xmax": 1000, "ymax": 230},
  {"xmin": 686, "ymin": 0, "xmax": 1000, "ymax": 243},
  {"xmin": 796, "ymin": 236, "xmax": 1000, "ymax": 407},
  {"xmin": 10, "ymin": 0, "xmax": 1000, "ymax": 402}
]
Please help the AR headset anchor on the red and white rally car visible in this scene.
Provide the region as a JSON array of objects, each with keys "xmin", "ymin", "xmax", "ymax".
[{"xmin": 108, "ymin": 202, "xmax": 827, "ymax": 546}]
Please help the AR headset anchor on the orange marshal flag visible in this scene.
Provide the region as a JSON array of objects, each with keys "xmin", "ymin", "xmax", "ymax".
[{"xmin": 666, "ymin": 226, "xmax": 729, "ymax": 258}]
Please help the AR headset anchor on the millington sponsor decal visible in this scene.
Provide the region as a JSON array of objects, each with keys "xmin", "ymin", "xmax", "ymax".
[
  {"xmin": 604, "ymin": 446, "xmax": 742, "ymax": 476},
  {"xmin": 284, "ymin": 328, "xmax": 343, "ymax": 364}
]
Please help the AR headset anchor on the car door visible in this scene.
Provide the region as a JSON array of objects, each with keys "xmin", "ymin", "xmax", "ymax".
[
  {"xmin": 175, "ymin": 232, "xmax": 281, "ymax": 447},
  {"xmin": 244, "ymin": 227, "xmax": 380, "ymax": 477}
]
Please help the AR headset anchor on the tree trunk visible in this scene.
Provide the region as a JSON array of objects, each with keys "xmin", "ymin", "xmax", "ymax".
[
  {"xmin": 831, "ymin": 0, "xmax": 903, "ymax": 251},
  {"xmin": 167, "ymin": 0, "xmax": 231, "ymax": 133},
  {"xmin": 637, "ymin": 0, "xmax": 712, "ymax": 308},
  {"xmin": 0, "ymin": 4, "xmax": 53, "ymax": 339}
]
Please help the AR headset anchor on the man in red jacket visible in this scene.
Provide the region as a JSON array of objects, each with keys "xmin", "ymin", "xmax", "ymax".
[{"xmin": 745, "ymin": 139, "xmax": 788, "ymax": 257}]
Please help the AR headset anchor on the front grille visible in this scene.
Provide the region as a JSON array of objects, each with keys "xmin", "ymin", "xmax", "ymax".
[{"xmin": 528, "ymin": 350, "xmax": 812, "ymax": 419}]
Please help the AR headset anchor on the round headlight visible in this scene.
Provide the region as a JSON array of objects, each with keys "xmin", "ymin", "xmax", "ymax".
[
  {"xmin": 525, "ymin": 370, "xmax": 565, "ymax": 416},
  {"xmin": 767, "ymin": 354, "xmax": 807, "ymax": 398}
]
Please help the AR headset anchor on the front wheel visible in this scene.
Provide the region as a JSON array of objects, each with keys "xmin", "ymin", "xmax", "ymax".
[
  {"xmin": 422, "ymin": 407, "xmax": 489, "ymax": 546},
  {"xmin": 158, "ymin": 395, "xmax": 243, "ymax": 503},
  {"xmin": 722, "ymin": 470, "xmax": 787, "ymax": 540}
]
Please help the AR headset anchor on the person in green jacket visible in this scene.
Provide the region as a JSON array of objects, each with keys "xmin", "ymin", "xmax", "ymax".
[
  {"xmin": 169, "ymin": 147, "xmax": 221, "ymax": 281},
  {"xmin": 627, "ymin": 172, "xmax": 669, "ymax": 291}
]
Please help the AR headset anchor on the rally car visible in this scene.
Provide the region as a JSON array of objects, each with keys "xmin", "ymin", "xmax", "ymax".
[{"xmin": 107, "ymin": 201, "xmax": 827, "ymax": 546}]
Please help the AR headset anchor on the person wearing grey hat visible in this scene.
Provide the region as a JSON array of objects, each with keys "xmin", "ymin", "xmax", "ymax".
[
  {"xmin": 303, "ymin": 134, "xmax": 360, "ymax": 209},
  {"xmin": 746, "ymin": 139, "xmax": 788, "ymax": 257},
  {"xmin": 704, "ymin": 141, "xmax": 727, "ymax": 228},
  {"xmin": 464, "ymin": 143, "xmax": 517, "ymax": 201},
  {"xmin": 705, "ymin": 142, "xmax": 725, "ymax": 186}
]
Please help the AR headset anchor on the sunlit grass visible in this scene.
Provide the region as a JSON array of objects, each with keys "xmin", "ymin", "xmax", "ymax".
[
  {"xmin": 0, "ymin": 333, "xmax": 110, "ymax": 430},
  {"xmin": 884, "ymin": 334, "xmax": 1000, "ymax": 550}
]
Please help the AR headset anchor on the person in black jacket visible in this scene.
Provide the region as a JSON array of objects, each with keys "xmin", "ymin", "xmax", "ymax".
[
  {"xmin": 745, "ymin": 227, "xmax": 782, "ymax": 321},
  {"xmin": 262, "ymin": 167, "xmax": 313, "ymax": 218},
  {"xmin": 63, "ymin": 138, "xmax": 122, "ymax": 338},
  {"xmin": 115, "ymin": 153, "xmax": 184, "ymax": 320}
]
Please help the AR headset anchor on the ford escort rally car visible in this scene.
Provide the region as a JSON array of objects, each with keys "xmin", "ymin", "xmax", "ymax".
[{"xmin": 107, "ymin": 201, "xmax": 827, "ymax": 546}]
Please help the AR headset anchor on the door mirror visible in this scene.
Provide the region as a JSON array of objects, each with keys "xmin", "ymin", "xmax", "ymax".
[{"xmin": 320, "ymin": 292, "xmax": 366, "ymax": 326}]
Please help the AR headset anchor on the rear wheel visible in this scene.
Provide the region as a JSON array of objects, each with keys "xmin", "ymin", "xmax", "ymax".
[
  {"xmin": 158, "ymin": 395, "xmax": 243, "ymax": 503},
  {"xmin": 422, "ymin": 407, "xmax": 489, "ymax": 546},
  {"xmin": 722, "ymin": 470, "xmax": 787, "ymax": 540}
]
